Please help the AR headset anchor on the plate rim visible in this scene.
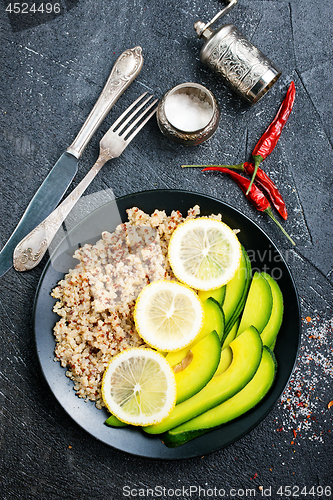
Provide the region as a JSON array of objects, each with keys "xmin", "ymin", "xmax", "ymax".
[{"xmin": 33, "ymin": 188, "xmax": 301, "ymax": 459}]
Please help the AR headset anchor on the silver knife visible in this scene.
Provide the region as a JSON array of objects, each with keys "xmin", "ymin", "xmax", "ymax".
[{"xmin": 0, "ymin": 46, "xmax": 143, "ymax": 277}]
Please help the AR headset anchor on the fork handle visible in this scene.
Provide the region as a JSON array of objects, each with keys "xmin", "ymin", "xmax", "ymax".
[
  {"xmin": 13, "ymin": 153, "xmax": 109, "ymax": 272},
  {"xmin": 66, "ymin": 46, "xmax": 143, "ymax": 159}
]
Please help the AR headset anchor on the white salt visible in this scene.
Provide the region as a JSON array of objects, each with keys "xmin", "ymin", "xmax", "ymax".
[{"xmin": 164, "ymin": 92, "xmax": 213, "ymax": 132}]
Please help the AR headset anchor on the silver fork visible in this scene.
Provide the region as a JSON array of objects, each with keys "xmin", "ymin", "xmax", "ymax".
[{"xmin": 13, "ymin": 93, "xmax": 158, "ymax": 272}]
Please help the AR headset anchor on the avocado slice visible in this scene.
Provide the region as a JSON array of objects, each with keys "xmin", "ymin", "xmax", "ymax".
[
  {"xmin": 164, "ymin": 346, "xmax": 277, "ymax": 447},
  {"xmin": 270, "ymin": 337, "xmax": 277, "ymax": 351},
  {"xmin": 213, "ymin": 345, "xmax": 232, "ymax": 377},
  {"xmin": 224, "ymin": 251, "xmax": 252, "ymax": 336},
  {"xmin": 197, "ymin": 297, "xmax": 225, "ymax": 343},
  {"xmin": 174, "ymin": 330, "xmax": 221, "ymax": 404},
  {"xmin": 105, "ymin": 414, "xmax": 128, "ymax": 427},
  {"xmin": 144, "ymin": 326, "xmax": 262, "ymax": 435},
  {"xmin": 198, "ymin": 285, "xmax": 226, "ymax": 306},
  {"xmin": 166, "ymin": 297, "xmax": 224, "ymax": 367},
  {"xmin": 223, "ymin": 247, "xmax": 252, "ymax": 335},
  {"xmin": 260, "ymin": 272, "xmax": 284, "ymax": 347},
  {"xmin": 164, "ymin": 346, "xmax": 276, "ymax": 447},
  {"xmin": 222, "ymin": 317, "xmax": 239, "ymax": 349},
  {"xmin": 237, "ymin": 272, "xmax": 273, "ymax": 336}
]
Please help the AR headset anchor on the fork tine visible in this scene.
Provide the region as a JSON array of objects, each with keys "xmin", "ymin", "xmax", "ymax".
[
  {"xmin": 110, "ymin": 92, "xmax": 148, "ymax": 131},
  {"xmin": 115, "ymin": 94, "xmax": 156, "ymax": 135},
  {"xmin": 123, "ymin": 101, "xmax": 158, "ymax": 144},
  {"xmin": 122, "ymin": 98, "xmax": 158, "ymax": 139}
]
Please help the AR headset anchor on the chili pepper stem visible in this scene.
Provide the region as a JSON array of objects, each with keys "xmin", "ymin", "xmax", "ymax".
[
  {"xmin": 209, "ymin": 163, "xmax": 245, "ymax": 171},
  {"xmin": 264, "ymin": 206, "xmax": 295, "ymax": 245},
  {"xmin": 246, "ymin": 155, "xmax": 263, "ymax": 195},
  {"xmin": 181, "ymin": 163, "xmax": 245, "ymax": 170},
  {"xmin": 223, "ymin": 163, "xmax": 245, "ymax": 171}
]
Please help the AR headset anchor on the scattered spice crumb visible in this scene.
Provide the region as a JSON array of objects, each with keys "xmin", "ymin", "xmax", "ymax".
[{"xmin": 275, "ymin": 318, "xmax": 332, "ymax": 444}]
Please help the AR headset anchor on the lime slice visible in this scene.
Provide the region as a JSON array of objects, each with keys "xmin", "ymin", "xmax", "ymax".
[
  {"xmin": 168, "ymin": 218, "xmax": 241, "ymax": 291},
  {"xmin": 102, "ymin": 348, "xmax": 176, "ymax": 426},
  {"xmin": 134, "ymin": 280, "xmax": 204, "ymax": 352}
]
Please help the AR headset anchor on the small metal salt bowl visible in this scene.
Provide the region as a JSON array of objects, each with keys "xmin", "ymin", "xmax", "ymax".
[
  {"xmin": 156, "ymin": 83, "xmax": 220, "ymax": 146},
  {"xmin": 194, "ymin": 0, "xmax": 282, "ymax": 104}
]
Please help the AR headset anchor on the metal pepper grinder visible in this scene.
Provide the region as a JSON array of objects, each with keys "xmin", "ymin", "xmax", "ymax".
[{"xmin": 194, "ymin": 0, "xmax": 282, "ymax": 104}]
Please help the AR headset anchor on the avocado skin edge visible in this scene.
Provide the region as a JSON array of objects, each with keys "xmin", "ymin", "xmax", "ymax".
[
  {"xmin": 260, "ymin": 272, "xmax": 284, "ymax": 347},
  {"xmin": 223, "ymin": 247, "xmax": 252, "ymax": 337},
  {"xmin": 237, "ymin": 272, "xmax": 273, "ymax": 336}
]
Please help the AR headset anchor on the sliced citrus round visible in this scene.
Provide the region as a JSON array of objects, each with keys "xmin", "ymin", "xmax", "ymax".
[
  {"xmin": 134, "ymin": 279, "xmax": 204, "ymax": 351},
  {"xmin": 101, "ymin": 348, "xmax": 176, "ymax": 426},
  {"xmin": 168, "ymin": 217, "xmax": 242, "ymax": 291}
]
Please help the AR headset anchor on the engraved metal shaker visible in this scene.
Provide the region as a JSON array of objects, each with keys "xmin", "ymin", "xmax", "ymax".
[{"xmin": 194, "ymin": 0, "xmax": 282, "ymax": 104}]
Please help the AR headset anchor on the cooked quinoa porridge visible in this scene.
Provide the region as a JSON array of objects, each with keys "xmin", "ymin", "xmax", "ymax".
[{"xmin": 51, "ymin": 205, "xmax": 222, "ymax": 409}]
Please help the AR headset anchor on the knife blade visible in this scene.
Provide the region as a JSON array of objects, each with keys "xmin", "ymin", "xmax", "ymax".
[{"xmin": 0, "ymin": 46, "xmax": 143, "ymax": 277}]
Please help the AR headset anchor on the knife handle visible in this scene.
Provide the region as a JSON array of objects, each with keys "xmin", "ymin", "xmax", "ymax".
[
  {"xmin": 66, "ymin": 46, "xmax": 143, "ymax": 159},
  {"xmin": 13, "ymin": 153, "xmax": 109, "ymax": 272}
]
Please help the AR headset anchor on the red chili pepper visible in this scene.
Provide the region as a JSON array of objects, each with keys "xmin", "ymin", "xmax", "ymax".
[
  {"xmin": 243, "ymin": 162, "xmax": 288, "ymax": 219},
  {"xmin": 248, "ymin": 81, "xmax": 296, "ymax": 194},
  {"xmin": 182, "ymin": 162, "xmax": 288, "ymax": 220},
  {"xmin": 202, "ymin": 166, "xmax": 295, "ymax": 245},
  {"xmin": 226, "ymin": 162, "xmax": 288, "ymax": 220}
]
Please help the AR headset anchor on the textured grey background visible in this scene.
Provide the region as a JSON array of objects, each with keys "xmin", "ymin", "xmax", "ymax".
[{"xmin": 0, "ymin": 1, "xmax": 332, "ymax": 498}]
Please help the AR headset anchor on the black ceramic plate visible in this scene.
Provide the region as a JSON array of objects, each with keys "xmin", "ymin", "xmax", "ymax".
[{"xmin": 33, "ymin": 189, "xmax": 300, "ymax": 459}]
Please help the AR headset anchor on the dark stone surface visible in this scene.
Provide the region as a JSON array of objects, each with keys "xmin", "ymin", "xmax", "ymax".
[{"xmin": 0, "ymin": 1, "xmax": 332, "ymax": 498}]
